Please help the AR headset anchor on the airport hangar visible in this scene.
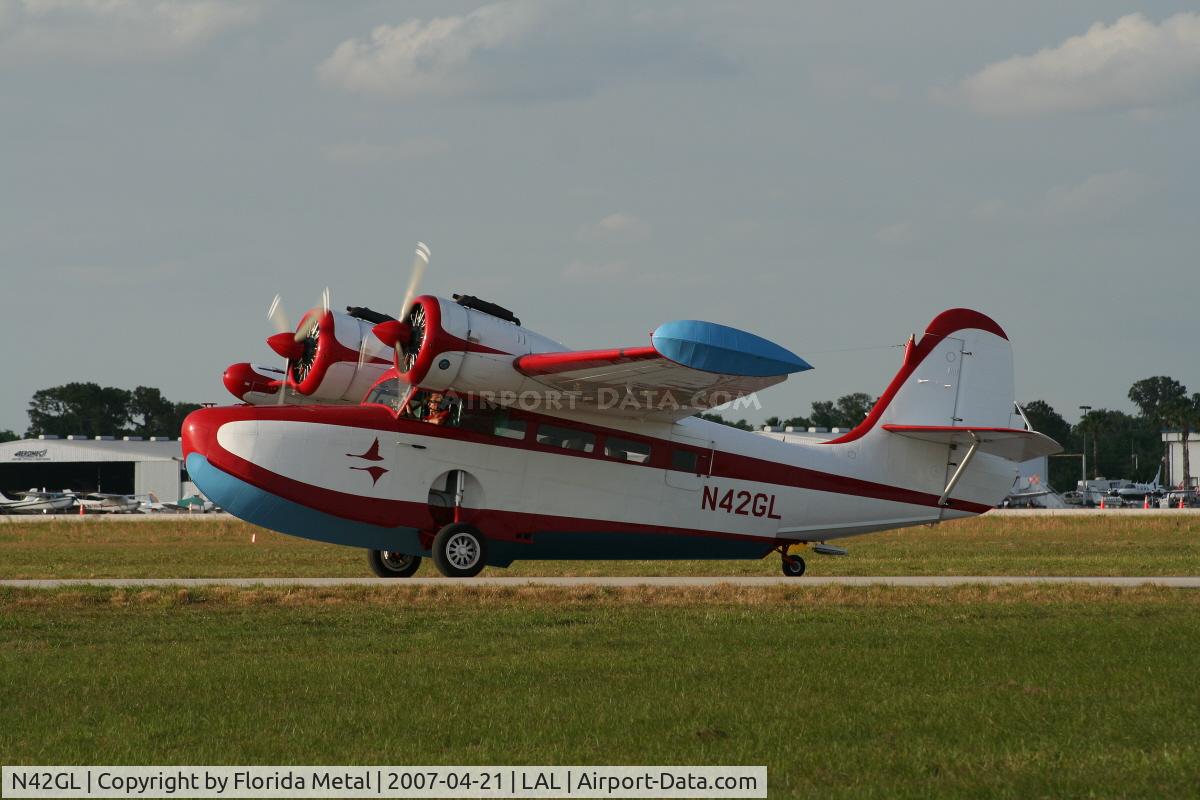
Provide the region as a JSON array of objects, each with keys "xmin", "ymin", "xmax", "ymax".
[
  {"xmin": 1163, "ymin": 431, "xmax": 1200, "ymax": 489},
  {"xmin": 0, "ymin": 436, "xmax": 190, "ymax": 503}
]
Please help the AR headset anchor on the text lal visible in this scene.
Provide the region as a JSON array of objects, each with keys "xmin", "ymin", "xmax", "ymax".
[
  {"xmin": 522, "ymin": 772, "xmax": 562, "ymax": 790},
  {"xmin": 701, "ymin": 486, "xmax": 782, "ymax": 519}
]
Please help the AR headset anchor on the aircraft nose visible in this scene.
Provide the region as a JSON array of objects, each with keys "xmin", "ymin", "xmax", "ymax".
[{"xmin": 181, "ymin": 406, "xmax": 224, "ymax": 461}]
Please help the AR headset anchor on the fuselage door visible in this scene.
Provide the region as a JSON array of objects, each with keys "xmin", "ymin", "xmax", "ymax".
[{"xmin": 665, "ymin": 429, "xmax": 713, "ymax": 491}]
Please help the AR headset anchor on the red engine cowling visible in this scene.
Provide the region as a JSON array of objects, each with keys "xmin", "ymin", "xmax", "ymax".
[
  {"xmin": 225, "ymin": 309, "xmax": 395, "ymax": 405},
  {"xmin": 225, "ymin": 296, "xmax": 567, "ymax": 406}
]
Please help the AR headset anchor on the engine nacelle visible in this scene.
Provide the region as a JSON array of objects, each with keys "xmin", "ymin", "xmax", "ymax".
[
  {"xmin": 280, "ymin": 308, "xmax": 395, "ymax": 403},
  {"xmin": 225, "ymin": 296, "xmax": 565, "ymax": 406},
  {"xmin": 384, "ymin": 295, "xmax": 565, "ymax": 394},
  {"xmin": 225, "ymin": 309, "xmax": 395, "ymax": 406}
]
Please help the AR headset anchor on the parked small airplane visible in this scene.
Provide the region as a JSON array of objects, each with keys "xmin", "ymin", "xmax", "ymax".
[
  {"xmin": 186, "ymin": 244, "xmax": 1062, "ymax": 577},
  {"xmin": 169, "ymin": 494, "xmax": 216, "ymax": 513},
  {"xmin": 71, "ymin": 492, "xmax": 141, "ymax": 513},
  {"xmin": 1001, "ymin": 475, "xmax": 1068, "ymax": 509},
  {"xmin": 1116, "ymin": 467, "xmax": 1165, "ymax": 502},
  {"xmin": 132, "ymin": 492, "xmax": 212, "ymax": 513},
  {"xmin": 0, "ymin": 488, "xmax": 77, "ymax": 514}
]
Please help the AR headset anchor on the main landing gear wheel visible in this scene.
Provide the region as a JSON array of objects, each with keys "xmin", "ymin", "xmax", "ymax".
[
  {"xmin": 367, "ymin": 549, "xmax": 422, "ymax": 578},
  {"xmin": 782, "ymin": 555, "xmax": 806, "ymax": 577},
  {"xmin": 432, "ymin": 523, "xmax": 488, "ymax": 578}
]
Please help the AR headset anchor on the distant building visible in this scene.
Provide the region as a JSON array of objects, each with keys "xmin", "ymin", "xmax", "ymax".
[
  {"xmin": 1162, "ymin": 431, "xmax": 1199, "ymax": 489},
  {"xmin": 0, "ymin": 436, "xmax": 189, "ymax": 502}
]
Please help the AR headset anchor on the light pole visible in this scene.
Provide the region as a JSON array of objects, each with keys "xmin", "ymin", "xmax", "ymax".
[{"xmin": 1079, "ymin": 405, "xmax": 1092, "ymax": 492}]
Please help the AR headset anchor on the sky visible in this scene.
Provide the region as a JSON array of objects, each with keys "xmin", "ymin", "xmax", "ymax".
[{"xmin": 1, "ymin": 0, "xmax": 1198, "ymax": 435}]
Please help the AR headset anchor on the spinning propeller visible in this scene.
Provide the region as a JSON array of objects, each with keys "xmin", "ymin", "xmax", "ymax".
[
  {"xmin": 368, "ymin": 242, "xmax": 429, "ymax": 374},
  {"xmin": 265, "ymin": 287, "xmax": 330, "ymax": 404}
]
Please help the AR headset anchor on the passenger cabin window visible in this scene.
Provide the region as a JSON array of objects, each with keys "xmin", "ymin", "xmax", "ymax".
[
  {"xmin": 537, "ymin": 423, "xmax": 595, "ymax": 453},
  {"xmin": 364, "ymin": 378, "xmax": 405, "ymax": 413},
  {"xmin": 670, "ymin": 448, "xmax": 699, "ymax": 473},
  {"xmin": 457, "ymin": 401, "xmax": 528, "ymax": 441},
  {"xmin": 605, "ymin": 435, "xmax": 651, "ymax": 464},
  {"xmin": 493, "ymin": 415, "xmax": 527, "ymax": 440}
]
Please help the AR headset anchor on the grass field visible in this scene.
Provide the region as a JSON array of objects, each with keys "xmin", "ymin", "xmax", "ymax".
[
  {"xmin": 0, "ymin": 513, "xmax": 1197, "ymax": 578},
  {"xmin": 2, "ymin": 584, "xmax": 1198, "ymax": 798}
]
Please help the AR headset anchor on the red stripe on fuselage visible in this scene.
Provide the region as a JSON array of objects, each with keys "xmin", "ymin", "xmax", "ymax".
[{"xmin": 184, "ymin": 402, "xmax": 991, "ymax": 518}]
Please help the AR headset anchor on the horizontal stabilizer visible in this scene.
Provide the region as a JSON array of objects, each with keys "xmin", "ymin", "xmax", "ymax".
[{"xmin": 882, "ymin": 425, "xmax": 1063, "ymax": 462}]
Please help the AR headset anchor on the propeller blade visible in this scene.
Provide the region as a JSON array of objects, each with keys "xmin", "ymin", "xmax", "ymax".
[
  {"xmin": 399, "ymin": 243, "xmax": 429, "ymax": 321},
  {"xmin": 277, "ymin": 359, "xmax": 290, "ymax": 405},
  {"xmin": 267, "ymin": 294, "xmax": 291, "ymax": 334},
  {"xmin": 294, "ymin": 287, "xmax": 331, "ymax": 342},
  {"xmin": 396, "ymin": 242, "xmax": 430, "ymax": 364}
]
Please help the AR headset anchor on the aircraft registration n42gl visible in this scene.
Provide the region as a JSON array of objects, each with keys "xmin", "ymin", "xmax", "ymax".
[{"xmin": 185, "ymin": 244, "xmax": 1062, "ymax": 578}]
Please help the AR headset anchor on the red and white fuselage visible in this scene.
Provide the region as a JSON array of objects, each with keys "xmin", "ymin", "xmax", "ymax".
[{"xmin": 185, "ymin": 301, "xmax": 1059, "ymax": 571}]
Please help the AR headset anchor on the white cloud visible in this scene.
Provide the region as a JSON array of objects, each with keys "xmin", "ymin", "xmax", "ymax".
[
  {"xmin": 324, "ymin": 139, "xmax": 450, "ymax": 165},
  {"xmin": 317, "ymin": 1, "xmax": 544, "ymax": 99},
  {"xmin": 1043, "ymin": 169, "xmax": 1151, "ymax": 222},
  {"xmin": 0, "ymin": 0, "xmax": 257, "ymax": 63},
  {"xmin": 949, "ymin": 12, "xmax": 1200, "ymax": 116},
  {"xmin": 578, "ymin": 212, "xmax": 651, "ymax": 244},
  {"xmin": 317, "ymin": 0, "xmax": 732, "ymax": 101}
]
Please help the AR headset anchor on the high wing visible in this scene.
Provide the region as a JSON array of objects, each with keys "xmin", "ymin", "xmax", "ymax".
[{"xmin": 513, "ymin": 320, "xmax": 811, "ymax": 421}]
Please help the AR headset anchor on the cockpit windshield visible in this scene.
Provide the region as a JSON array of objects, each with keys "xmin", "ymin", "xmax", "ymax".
[
  {"xmin": 362, "ymin": 377, "xmax": 526, "ymax": 440},
  {"xmin": 363, "ymin": 377, "xmax": 407, "ymax": 414}
]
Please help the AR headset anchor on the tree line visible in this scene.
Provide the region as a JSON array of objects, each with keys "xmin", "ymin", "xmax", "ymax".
[
  {"xmin": 0, "ymin": 383, "xmax": 202, "ymax": 441},
  {"xmin": 703, "ymin": 376, "xmax": 1199, "ymax": 492}
]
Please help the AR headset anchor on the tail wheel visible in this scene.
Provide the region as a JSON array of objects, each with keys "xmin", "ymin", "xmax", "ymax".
[
  {"xmin": 432, "ymin": 523, "xmax": 487, "ymax": 578},
  {"xmin": 782, "ymin": 555, "xmax": 806, "ymax": 577},
  {"xmin": 367, "ymin": 549, "xmax": 422, "ymax": 578}
]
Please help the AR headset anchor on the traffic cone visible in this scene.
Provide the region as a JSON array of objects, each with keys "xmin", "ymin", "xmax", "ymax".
[
  {"xmin": 78, "ymin": 503, "xmax": 84, "ymax": 516},
  {"xmin": 1180, "ymin": 497, "xmax": 1186, "ymax": 509},
  {"xmin": 1143, "ymin": 497, "xmax": 1150, "ymax": 509},
  {"xmin": 1099, "ymin": 497, "xmax": 1105, "ymax": 509}
]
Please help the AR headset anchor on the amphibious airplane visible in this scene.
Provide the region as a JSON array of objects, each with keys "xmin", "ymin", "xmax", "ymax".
[{"xmin": 185, "ymin": 244, "xmax": 1062, "ymax": 578}]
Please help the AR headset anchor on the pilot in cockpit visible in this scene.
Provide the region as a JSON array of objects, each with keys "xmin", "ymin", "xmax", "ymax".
[{"xmin": 426, "ymin": 392, "xmax": 453, "ymax": 425}]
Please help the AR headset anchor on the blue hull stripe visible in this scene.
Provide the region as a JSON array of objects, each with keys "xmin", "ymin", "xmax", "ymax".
[
  {"xmin": 189, "ymin": 453, "xmax": 773, "ymax": 564},
  {"xmin": 187, "ymin": 453, "xmax": 426, "ymax": 553}
]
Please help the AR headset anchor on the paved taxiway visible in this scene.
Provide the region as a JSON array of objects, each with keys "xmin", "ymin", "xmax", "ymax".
[{"xmin": 1, "ymin": 576, "xmax": 1198, "ymax": 588}]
